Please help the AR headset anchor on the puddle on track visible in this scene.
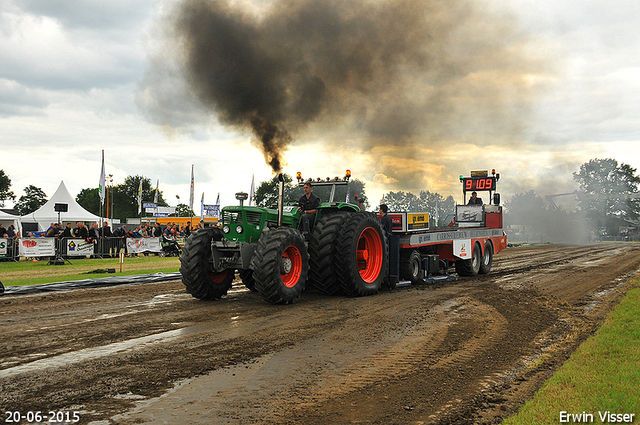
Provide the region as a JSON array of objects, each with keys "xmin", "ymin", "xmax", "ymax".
[{"xmin": 0, "ymin": 328, "xmax": 189, "ymax": 379}]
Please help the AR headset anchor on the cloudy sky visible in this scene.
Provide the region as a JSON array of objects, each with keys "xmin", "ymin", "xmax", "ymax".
[{"xmin": 1, "ymin": 0, "xmax": 639, "ymax": 215}]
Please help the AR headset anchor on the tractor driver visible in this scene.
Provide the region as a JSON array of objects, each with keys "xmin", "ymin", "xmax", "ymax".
[
  {"xmin": 298, "ymin": 181, "xmax": 320, "ymax": 236},
  {"xmin": 468, "ymin": 191, "xmax": 483, "ymax": 205}
]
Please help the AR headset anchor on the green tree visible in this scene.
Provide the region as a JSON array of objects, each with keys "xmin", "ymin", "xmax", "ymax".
[
  {"xmin": 76, "ymin": 175, "xmax": 169, "ymax": 220},
  {"xmin": 383, "ymin": 191, "xmax": 422, "ymax": 212},
  {"xmin": 572, "ymin": 158, "xmax": 640, "ymax": 234},
  {"xmin": 172, "ymin": 203, "xmax": 195, "ymax": 217},
  {"xmin": 504, "ymin": 190, "xmax": 547, "ymax": 228},
  {"xmin": 505, "ymin": 190, "xmax": 590, "ymax": 244},
  {"xmin": 76, "ymin": 188, "xmax": 100, "ymax": 215},
  {"xmin": 14, "ymin": 185, "xmax": 48, "ymax": 215},
  {"xmin": 254, "ymin": 174, "xmax": 296, "ymax": 207},
  {"xmin": 382, "ymin": 190, "xmax": 455, "ymax": 226},
  {"xmin": 0, "ymin": 170, "xmax": 15, "ymax": 207}
]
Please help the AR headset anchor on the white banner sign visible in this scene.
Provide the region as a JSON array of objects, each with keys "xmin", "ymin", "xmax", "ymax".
[
  {"xmin": 145, "ymin": 206, "xmax": 176, "ymax": 215},
  {"xmin": 18, "ymin": 238, "xmax": 55, "ymax": 257},
  {"xmin": 0, "ymin": 238, "xmax": 7, "ymax": 257},
  {"xmin": 66, "ymin": 239, "xmax": 95, "ymax": 256},
  {"xmin": 126, "ymin": 237, "xmax": 162, "ymax": 253},
  {"xmin": 456, "ymin": 205, "xmax": 484, "ymax": 223}
]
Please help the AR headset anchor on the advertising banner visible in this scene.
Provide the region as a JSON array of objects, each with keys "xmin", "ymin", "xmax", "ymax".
[
  {"xmin": 407, "ymin": 212, "xmax": 429, "ymax": 231},
  {"xmin": 66, "ymin": 239, "xmax": 95, "ymax": 256},
  {"xmin": 126, "ymin": 237, "xmax": 162, "ymax": 253},
  {"xmin": 203, "ymin": 204, "xmax": 219, "ymax": 217},
  {"xmin": 0, "ymin": 238, "xmax": 7, "ymax": 258},
  {"xmin": 18, "ymin": 238, "xmax": 56, "ymax": 257},
  {"xmin": 456, "ymin": 205, "xmax": 484, "ymax": 223}
]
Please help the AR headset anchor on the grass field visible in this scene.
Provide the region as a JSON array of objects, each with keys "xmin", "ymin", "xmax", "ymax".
[
  {"xmin": 502, "ymin": 277, "xmax": 640, "ymax": 424},
  {"xmin": 0, "ymin": 256, "xmax": 180, "ymax": 286}
]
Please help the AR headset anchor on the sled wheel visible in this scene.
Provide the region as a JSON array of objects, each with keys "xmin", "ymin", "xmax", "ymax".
[
  {"xmin": 479, "ymin": 241, "xmax": 493, "ymax": 274},
  {"xmin": 455, "ymin": 242, "xmax": 482, "ymax": 277},
  {"xmin": 400, "ymin": 250, "xmax": 422, "ymax": 284}
]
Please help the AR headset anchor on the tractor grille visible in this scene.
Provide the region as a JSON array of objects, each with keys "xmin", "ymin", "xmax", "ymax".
[
  {"xmin": 222, "ymin": 211, "xmax": 241, "ymax": 225},
  {"xmin": 245, "ymin": 211, "xmax": 262, "ymax": 226}
]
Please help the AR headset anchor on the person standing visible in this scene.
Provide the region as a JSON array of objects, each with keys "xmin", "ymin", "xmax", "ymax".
[
  {"xmin": 379, "ymin": 204, "xmax": 392, "ymax": 235},
  {"xmin": 101, "ymin": 222, "xmax": 112, "ymax": 238}
]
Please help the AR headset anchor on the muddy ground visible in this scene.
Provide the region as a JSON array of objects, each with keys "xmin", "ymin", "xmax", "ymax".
[{"xmin": 1, "ymin": 243, "xmax": 639, "ymax": 425}]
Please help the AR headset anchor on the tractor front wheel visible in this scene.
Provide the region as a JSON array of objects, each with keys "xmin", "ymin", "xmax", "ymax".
[
  {"xmin": 251, "ymin": 228, "xmax": 308, "ymax": 304},
  {"xmin": 180, "ymin": 228, "xmax": 234, "ymax": 300},
  {"xmin": 239, "ymin": 269, "xmax": 257, "ymax": 291}
]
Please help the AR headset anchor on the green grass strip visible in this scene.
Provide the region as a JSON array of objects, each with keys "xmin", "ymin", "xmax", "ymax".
[
  {"xmin": 503, "ymin": 278, "xmax": 640, "ymax": 424},
  {"xmin": 0, "ymin": 256, "xmax": 180, "ymax": 286}
]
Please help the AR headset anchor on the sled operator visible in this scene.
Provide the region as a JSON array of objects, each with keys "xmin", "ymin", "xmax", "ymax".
[{"xmin": 468, "ymin": 191, "xmax": 483, "ymax": 205}]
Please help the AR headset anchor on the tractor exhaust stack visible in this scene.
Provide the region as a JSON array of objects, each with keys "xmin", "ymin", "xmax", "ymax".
[{"xmin": 277, "ymin": 173, "xmax": 285, "ymax": 227}]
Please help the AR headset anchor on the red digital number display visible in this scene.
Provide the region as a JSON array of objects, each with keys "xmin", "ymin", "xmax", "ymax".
[{"xmin": 464, "ymin": 178, "xmax": 495, "ymax": 191}]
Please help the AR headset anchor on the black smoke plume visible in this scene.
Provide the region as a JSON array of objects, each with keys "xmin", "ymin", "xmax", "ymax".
[{"xmin": 144, "ymin": 0, "xmax": 542, "ymax": 180}]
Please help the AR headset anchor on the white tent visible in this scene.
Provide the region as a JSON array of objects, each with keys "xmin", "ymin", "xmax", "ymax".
[
  {"xmin": 0, "ymin": 210, "xmax": 20, "ymax": 235},
  {"xmin": 20, "ymin": 181, "xmax": 103, "ymax": 231}
]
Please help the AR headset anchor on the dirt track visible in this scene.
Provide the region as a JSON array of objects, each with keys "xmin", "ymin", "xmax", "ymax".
[{"xmin": 1, "ymin": 243, "xmax": 639, "ymax": 425}]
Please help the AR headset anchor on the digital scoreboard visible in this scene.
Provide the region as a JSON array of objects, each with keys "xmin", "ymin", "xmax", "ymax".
[{"xmin": 462, "ymin": 177, "xmax": 496, "ymax": 191}]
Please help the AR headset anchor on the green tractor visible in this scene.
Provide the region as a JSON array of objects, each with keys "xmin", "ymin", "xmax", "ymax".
[{"xmin": 179, "ymin": 172, "xmax": 389, "ymax": 304}]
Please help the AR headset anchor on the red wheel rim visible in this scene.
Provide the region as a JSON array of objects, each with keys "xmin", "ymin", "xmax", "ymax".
[
  {"xmin": 281, "ymin": 245, "xmax": 303, "ymax": 288},
  {"xmin": 208, "ymin": 268, "xmax": 229, "ymax": 284},
  {"xmin": 356, "ymin": 227, "xmax": 383, "ymax": 283}
]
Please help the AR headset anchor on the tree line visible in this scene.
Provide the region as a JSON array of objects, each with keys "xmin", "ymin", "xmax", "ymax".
[
  {"xmin": 0, "ymin": 173, "xmax": 179, "ymax": 220},
  {"xmin": 2, "ymin": 158, "xmax": 638, "ymax": 234}
]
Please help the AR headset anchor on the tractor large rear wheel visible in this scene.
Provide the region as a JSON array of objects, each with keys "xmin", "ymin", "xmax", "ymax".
[
  {"xmin": 251, "ymin": 228, "xmax": 308, "ymax": 304},
  {"xmin": 180, "ymin": 228, "xmax": 234, "ymax": 300},
  {"xmin": 335, "ymin": 212, "xmax": 389, "ymax": 297},
  {"xmin": 308, "ymin": 212, "xmax": 349, "ymax": 295}
]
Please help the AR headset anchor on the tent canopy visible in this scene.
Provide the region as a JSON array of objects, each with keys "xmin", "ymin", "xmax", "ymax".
[
  {"xmin": 20, "ymin": 181, "xmax": 103, "ymax": 231},
  {"xmin": 0, "ymin": 210, "xmax": 19, "ymax": 235}
]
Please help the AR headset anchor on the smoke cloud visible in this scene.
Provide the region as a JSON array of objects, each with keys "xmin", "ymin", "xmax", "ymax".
[{"xmin": 142, "ymin": 0, "xmax": 545, "ymax": 179}]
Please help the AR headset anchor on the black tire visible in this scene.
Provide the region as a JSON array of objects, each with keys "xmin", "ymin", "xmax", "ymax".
[
  {"xmin": 335, "ymin": 212, "xmax": 389, "ymax": 297},
  {"xmin": 180, "ymin": 227, "xmax": 234, "ymax": 300},
  {"xmin": 251, "ymin": 228, "xmax": 308, "ymax": 304},
  {"xmin": 400, "ymin": 249, "xmax": 422, "ymax": 284},
  {"xmin": 479, "ymin": 241, "xmax": 493, "ymax": 274},
  {"xmin": 455, "ymin": 242, "xmax": 482, "ymax": 277},
  {"xmin": 308, "ymin": 212, "xmax": 349, "ymax": 295},
  {"xmin": 239, "ymin": 269, "xmax": 257, "ymax": 291}
]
